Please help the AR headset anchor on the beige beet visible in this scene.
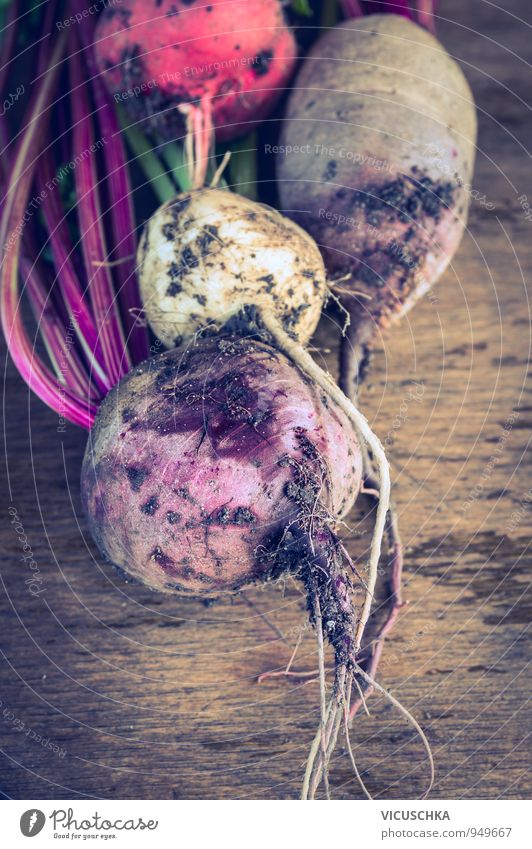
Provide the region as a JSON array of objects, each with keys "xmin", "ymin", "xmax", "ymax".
[{"xmin": 277, "ymin": 14, "xmax": 477, "ymax": 338}]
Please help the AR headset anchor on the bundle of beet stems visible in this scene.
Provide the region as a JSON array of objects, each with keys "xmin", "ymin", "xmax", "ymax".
[{"xmin": 0, "ymin": 0, "xmax": 435, "ymax": 799}]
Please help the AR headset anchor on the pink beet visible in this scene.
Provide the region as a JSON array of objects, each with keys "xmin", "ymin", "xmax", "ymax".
[
  {"xmin": 94, "ymin": 0, "xmax": 297, "ymax": 142},
  {"xmin": 81, "ymin": 335, "xmax": 362, "ymax": 595},
  {"xmin": 80, "ymin": 334, "xmax": 422, "ymax": 797}
]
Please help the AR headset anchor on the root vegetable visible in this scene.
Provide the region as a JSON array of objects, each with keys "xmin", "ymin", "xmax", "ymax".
[
  {"xmin": 82, "ymin": 332, "xmax": 431, "ymax": 798},
  {"xmin": 276, "ymin": 10, "xmax": 474, "ymax": 753},
  {"xmin": 2, "ymin": 5, "xmax": 434, "ymax": 801},
  {"xmin": 94, "ymin": 0, "xmax": 297, "ymax": 143},
  {"xmin": 137, "ymin": 188, "xmax": 328, "ymax": 348},
  {"xmin": 130, "ymin": 182, "xmax": 419, "ymax": 797},
  {"xmin": 277, "ymin": 14, "xmax": 477, "ymax": 353},
  {"xmin": 136, "ymin": 186, "xmax": 391, "ymax": 656},
  {"xmin": 81, "ymin": 335, "xmax": 362, "ymax": 594}
]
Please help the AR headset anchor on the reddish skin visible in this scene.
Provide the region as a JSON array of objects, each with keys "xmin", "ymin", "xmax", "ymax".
[
  {"xmin": 94, "ymin": 0, "xmax": 297, "ymax": 141},
  {"xmin": 81, "ymin": 336, "xmax": 362, "ymax": 595}
]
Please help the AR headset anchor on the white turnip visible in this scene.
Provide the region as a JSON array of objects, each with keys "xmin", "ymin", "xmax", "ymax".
[{"xmin": 137, "ymin": 188, "xmax": 327, "ymax": 349}]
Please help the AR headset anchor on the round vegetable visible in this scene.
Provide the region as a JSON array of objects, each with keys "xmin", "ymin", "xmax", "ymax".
[
  {"xmin": 136, "ymin": 185, "xmax": 392, "ymax": 697},
  {"xmin": 82, "ymin": 332, "xmax": 431, "ymax": 797},
  {"xmin": 94, "ymin": 0, "xmax": 297, "ymax": 142},
  {"xmin": 81, "ymin": 334, "xmax": 362, "ymax": 594},
  {"xmin": 277, "ymin": 14, "xmax": 477, "ymax": 346},
  {"xmin": 275, "ymin": 13, "xmax": 471, "ymax": 781},
  {"xmin": 2, "ymin": 3, "xmax": 433, "ymax": 801},
  {"xmin": 137, "ymin": 188, "xmax": 328, "ymax": 349}
]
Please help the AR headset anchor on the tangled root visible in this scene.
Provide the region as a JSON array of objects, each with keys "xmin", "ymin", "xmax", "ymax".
[
  {"xmin": 253, "ymin": 309, "xmax": 426, "ymax": 799},
  {"xmin": 295, "ymin": 528, "xmax": 432, "ymax": 800},
  {"xmin": 258, "ymin": 307, "xmax": 391, "ymax": 657}
]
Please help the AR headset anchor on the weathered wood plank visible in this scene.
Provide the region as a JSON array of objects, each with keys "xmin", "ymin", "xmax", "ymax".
[{"xmin": 0, "ymin": 0, "xmax": 530, "ymax": 800}]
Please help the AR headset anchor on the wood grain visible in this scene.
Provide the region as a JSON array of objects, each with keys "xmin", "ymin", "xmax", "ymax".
[{"xmin": 0, "ymin": 0, "xmax": 530, "ymax": 800}]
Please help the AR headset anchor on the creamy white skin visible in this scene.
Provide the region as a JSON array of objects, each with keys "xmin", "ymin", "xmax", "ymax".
[{"xmin": 137, "ymin": 189, "xmax": 328, "ymax": 348}]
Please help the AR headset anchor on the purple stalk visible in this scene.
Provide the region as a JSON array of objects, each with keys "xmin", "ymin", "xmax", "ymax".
[
  {"xmin": 363, "ymin": 1, "xmax": 414, "ymax": 19},
  {"xmin": 340, "ymin": 0, "xmax": 364, "ymax": 15},
  {"xmin": 1, "ymin": 1, "xmax": 104, "ymax": 409},
  {"xmin": 36, "ymin": 1, "xmax": 60, "ymax": 76},
  {"xmin": 35, "ymin": 1, "xmax": 113, "ymax": 394},
  {"xmin": 69, "ymin": 41, "xmax": 130, "ymax": 385},
  {"xmin": 415, "ymin": 0, "xmax": 437, "ymax": 34},
  {"xmin": 0, "ymin": 34, "xmax": 97, "ymax": 429},
  {"xmin": 386, "ymin": 0, "xmax": 414, "ymax": 18},
  {"xmin": 36, "ymin": 152, "xmax": 111, "ymax": 395},
  {"xmin": 341, "ymin": 1, "xmax": 437, "ymax": 29},
  {"xmin": 0, "ymin": 0, "xmax": 19, "ymax": 94},
  {"xmin": 0, "ymin": 115, "xmax": 8, "ymax": 177},
  {"xmin": 94, "ymin": 76, "xmax": 150, "ymax": 364},
  {"xmin": 72, "ymin": 6, "xmax": 149, "ymax": 364},
  {"xmin": 0, "ymin": 0, "xmax": 20, "ymax": 176},
  {"xmin": 21, "ymin": 257, "xmax": 97, "ymax": 401}
]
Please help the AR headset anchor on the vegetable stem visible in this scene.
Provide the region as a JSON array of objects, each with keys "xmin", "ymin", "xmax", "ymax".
[
  {"xmin": 68, "ymin": 0, "xmax": 150, "ymax": 364},
  {"xmin": 228, "ymin": 133, "xmax": 258, "ymax": 200},
  {"xmin": 116, "ymin": 108, "xmax": 176, "ymax": 204},
  {"xmin": 160, "ymin": 140, "xmax": 191, "ymax": 193},
  {"xmin": 0, "ymin": 33, "xmax": 96, "ymax": 428},
  {"xmin": 37, "ymin": 152, "xmax": 111, "ymax": 394},
  {"xmin": 0, "ymin": 0, "xmax": 17, "ymax": 93},
  {"xmin": 21, "ymin": 257, "xmax": 97, "ymax": 401},
  {"xmin": 70, "ymin": 43, "xmax": 130, "ymax": 385},
  {"xmin": 321, "ymin": 0, "xmax": 340, "ymax": 28}
]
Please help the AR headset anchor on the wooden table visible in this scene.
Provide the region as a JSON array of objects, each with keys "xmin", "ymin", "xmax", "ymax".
[{"xmin": 1, "ymin": 0, "xmax": 530, "ymax": 800}]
